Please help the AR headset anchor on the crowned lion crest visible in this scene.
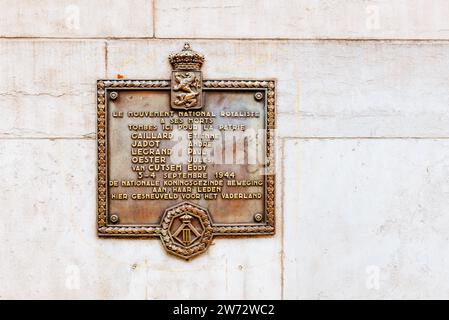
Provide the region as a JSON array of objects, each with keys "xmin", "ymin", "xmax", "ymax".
[{"xmin": 169, "ymin": 43, "xmax": 204, "ymax": 110}]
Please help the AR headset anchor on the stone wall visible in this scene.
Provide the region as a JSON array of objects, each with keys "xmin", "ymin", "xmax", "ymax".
[{"xmin": 1, "ymin": 0, "xmax": 449, "ymax": 299}]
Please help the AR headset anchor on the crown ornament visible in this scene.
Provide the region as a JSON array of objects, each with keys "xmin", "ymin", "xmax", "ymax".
[
  {"xmin": 169, "ymin": 43, "xmax": 205, "ymax": 71},
  {"xmin": 180, "ymin": 213, "xmax": 193, "ymax": 223}
]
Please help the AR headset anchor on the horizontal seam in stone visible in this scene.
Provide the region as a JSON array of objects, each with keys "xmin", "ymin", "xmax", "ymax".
[
  {"xmin": 280, "ymin": 137, "xmax": 449, "ymax": 140},
  {"xmin": 1, "ymin": 37, "xmax": 449, "ymax": 43},
  {"xmin": 0, "ymin": 136, "xmax": 95, "ymax": 140}
]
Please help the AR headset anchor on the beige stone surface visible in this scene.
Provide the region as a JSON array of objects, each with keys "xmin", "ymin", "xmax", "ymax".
[
  {"xmin": 0, "ymin": 139, "xmax": 281, "ymax": 299},
  {"xmin": 0, "ymin": 0, "xmax": 153, "ymax": 38},
  {"xmin": 156, "ymin": 0, "xmax": 449, "ymax": 39},
  {"xmin": 107, "ymin": 40, "xmax": 449, "ymax": 138},
  {"xmin": 283, "ymin": 138, "xmax": 449, "ymax": 299},
  {"xmin": 5, "ymin": 39, "xmax": 449, "ymax": 139},
  {"xmin": 0, "ymin": 40, "xmax": 104, "ymax": 138}
]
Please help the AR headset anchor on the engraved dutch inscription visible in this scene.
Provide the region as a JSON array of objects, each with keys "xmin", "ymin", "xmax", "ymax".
[{"xmin": 97, "ymin": 44, "xmax": 276, "ymax": 259}]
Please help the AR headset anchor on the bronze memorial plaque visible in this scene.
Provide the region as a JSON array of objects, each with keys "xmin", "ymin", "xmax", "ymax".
[{"xmin": 96, "ymin": 43, "xmax": 276, "ymax": 259}]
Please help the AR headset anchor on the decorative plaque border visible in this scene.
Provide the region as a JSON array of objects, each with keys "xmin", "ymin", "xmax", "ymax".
[{"xmin": 96, "ymin": 77, "xmax": 275, "ymax": 258}]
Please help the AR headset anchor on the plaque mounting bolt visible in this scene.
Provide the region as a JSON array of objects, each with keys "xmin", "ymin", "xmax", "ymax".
[
  {"xmin": 110, "ymin": 214, "xmax": 119, "ymax": 223},
  {"xmin": 254, "ymin": 92, "xmax": 264, "ymax": 101},
  {"xmin": 109, "ymin": 91, "xmax": 118, "ymax": 100},
  {"xmin": 254, "ymin": 213, "xmax": 263, "ymax": 222}
]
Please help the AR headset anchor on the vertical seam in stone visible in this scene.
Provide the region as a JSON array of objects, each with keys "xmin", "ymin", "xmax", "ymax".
[
  {"xmin": 152, "ymin": 0, "xmax": 156, "ymax": 38},
  {"xmin": 280, "ymin": 137, "xmax": 285, "ymax": 299},
  {"xmin": 104, "ymin": 41, "xmax": 108, "ymax": 77}
]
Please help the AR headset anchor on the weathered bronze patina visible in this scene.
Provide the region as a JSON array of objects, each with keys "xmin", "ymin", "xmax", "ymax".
[{"xmin": 97, "ymin": 44, "xmax": 276, "ymax": 259}]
